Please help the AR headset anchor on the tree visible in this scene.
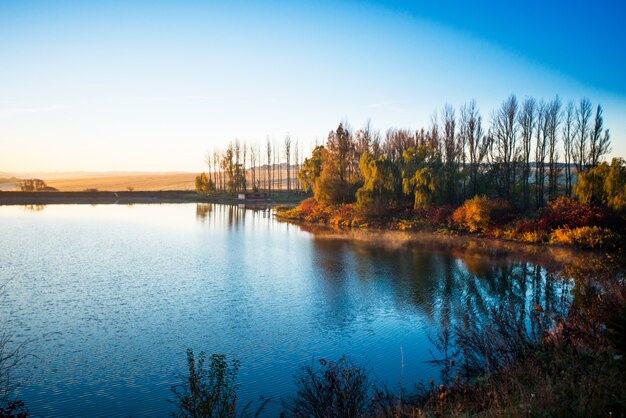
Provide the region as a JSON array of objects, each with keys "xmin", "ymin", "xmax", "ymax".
[
  {"xmin": 442, "ymin": 104, "xmax": 458, "ymax": 203},
  {"xmin": 491, "ymin": 95, "xmax": 519, "ymax": 201},
  {"xmin": 401, "ymin": 146, "xmax": 440, "ymax": 208},
  {"xmin": 298, "ymin": 145, "xmax": 324, "ymax": 193},
  {"xmin": 576, "ymin": 158, "xmax": 626, "ymax": 211},
  {"xmin": 221, "ymin": 144, "xmax": 235, "ymax": 193},
  {"xmin": 534, "ymin": 101, "xmax": 549, "ymax": 208},
  {"xmin": 518, "ymin": 97, "xmax": 536, "ymax": 209},
  {"xmin": 266, "ymin": 137, "xmax": 272, "ymax": 195},
  {"xmin": 588, "ymin": 104, "xmax": 611, "ymax": 168},
  {"xmin": 573, "ymin": 97, "xmax": 592, "ymax": 174},
  {"xmin": 547, "ymin": 96, "xmax": 562, "ymax": 200},
  {"xmin": 284, "ymin": 134, "xmax": 292, "ymax": 195},
  {"xmin": 195, "ymin": 172, "xmax": 215, "ymax": 196},
  {"xmin": 604, "ymin": 158, "xmax": 626, "ymax": 211},
  {"xmin": 355, "ymin": 152, "xmax": 399, "ymax": 215},
  {"xmin": 460, "ymin": 101, "xmax": 488, "ymax": 198},
  {"xmin": 313, "ymin": 124, "xmax": 357, "ymax": 204},
  {"xmin": 575, "ymin": 162, "xmax": 609, "ymax": 206},
  {"xmin": 326, "ymin": 123, "xmax": 354, "ymax": 184},
  {"xmin": 19, "ymin": 178, "xmax": 52, "ymax": 191},
  {"xmin": 562, "ymin": 101, "xmax": 575, "ymax": 197},
  {"xmin": 314, "ymin": 149, "xmax": 348, "ymax": 204}
]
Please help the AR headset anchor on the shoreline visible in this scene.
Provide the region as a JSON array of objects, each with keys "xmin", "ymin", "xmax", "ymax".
[
  {"xmin": 0, "ymin": 191, "xmax": 307, "ymax": 206},
  {"xmin": 0, "ymin": 190, "xmax": 202, "ymax": 205}
]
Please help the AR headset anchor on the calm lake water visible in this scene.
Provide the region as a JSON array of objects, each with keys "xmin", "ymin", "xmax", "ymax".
[{"xmin": 0, "ymin": 203, "xmax": 570, "ymax": 417}]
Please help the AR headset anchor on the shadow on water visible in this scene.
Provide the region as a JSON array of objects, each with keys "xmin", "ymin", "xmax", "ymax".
[{"xmin": 301, "ymin": 224, "xmax": 578, "ymax": 338}]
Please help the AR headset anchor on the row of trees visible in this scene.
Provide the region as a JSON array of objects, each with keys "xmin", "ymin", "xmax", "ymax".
[
  {"xmin": 298, "ymin": 95, "xmax": 612, "ymax": 213},
  {"xmin": 201, "ymin": 137, "xmax": 306, "ymax": 195}
]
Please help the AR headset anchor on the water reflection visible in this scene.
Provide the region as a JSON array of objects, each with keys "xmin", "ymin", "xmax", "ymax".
[
  {"xmin": 0, "ymin": 204, "xmax": 589, "ymax": 417},
  {"xmin": 21, "ymin": 204, "xmax": 46, "ymax": 212},
  {"xmin": 306, "ymin": 227, "xmax": 571, "ymax": 333}
]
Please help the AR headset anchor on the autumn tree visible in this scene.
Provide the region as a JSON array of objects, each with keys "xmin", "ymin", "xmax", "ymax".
[
  {"xmin": 298, "ymin": 145, "xmax": 324, "ymax": 192},
  {"xmin": 195, "ymin": 172, "xmax": 215, "ymax": 196},
  {"xmin": 314, "ymin": 124, "xmax": 357, "ymax": 204}
]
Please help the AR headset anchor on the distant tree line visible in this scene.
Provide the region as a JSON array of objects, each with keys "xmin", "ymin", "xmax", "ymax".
[
  {"xmin": 295, "ymin": 95, "xmax": 613, "ymax": 214},
  {"xmin": 199, "ymin": 137, "xmax": 305, "ymax": 196},
  {"xmin": 18, "ymin": 178, "xmax": 57, "ymax": 192}
]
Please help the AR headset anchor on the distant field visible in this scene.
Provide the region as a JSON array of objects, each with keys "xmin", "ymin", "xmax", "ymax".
[
  {"xmin": 4, "ymin": 166, "xmax": 301, "ymax": 191},
  {"xmin": 46, "ymin": 173, "xmax": 197, "ymax": 191}
]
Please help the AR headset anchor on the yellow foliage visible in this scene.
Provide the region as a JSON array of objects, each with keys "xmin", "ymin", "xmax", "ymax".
[
  {"xmin": 451, "ymin": 195, "xmax": 491, "ymax": 233},
  {"xmin": 549, "ymin": 226, "xmax": 617, "ymax": 248}
]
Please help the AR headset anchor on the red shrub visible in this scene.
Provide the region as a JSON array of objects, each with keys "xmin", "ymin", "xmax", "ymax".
[{"xmin": 538, "ymin": 197, "xmax": 606, "ymax": 230}]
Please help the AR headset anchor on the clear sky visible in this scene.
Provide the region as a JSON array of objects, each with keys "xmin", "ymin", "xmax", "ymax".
[{"xmin": 1, "ymin": 0, "xmax": 625, "ymax": 173}]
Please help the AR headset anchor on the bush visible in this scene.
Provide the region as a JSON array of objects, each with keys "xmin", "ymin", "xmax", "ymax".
[
  {"xmin": 170, "ymin": 350, "xmax": 240, "ymax": 418},
  {"xmin": 283, "ymin": 356, "xmax": 372, "ymax": 418},
  {"xmin": 450, "ymin": 196, "xmax": 512, "ymax": 233},
  {"xmin": 413, "ymin": 205, "xmax": 454, "ymax": 227},
  {"xmin": 538, "ymin": 196, "xmax": 606, "ymax": 230},
  {"xmin": 549, "ymin": 226, "xmax": 619, "ymax": 248}
]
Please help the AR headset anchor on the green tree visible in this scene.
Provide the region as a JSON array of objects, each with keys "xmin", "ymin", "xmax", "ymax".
[
  {"xmin": 401, "ymin": 146, "xmax": 440, "ymax": 208},
  {"xmin": 355, "ymin": 152, "xmax": 399, "ymax": 215},
  {"xmin": 298, "ymin": 145, "xmax": 324, "ymax": 193},
  {"xmin": 604, "ymin": 158, "xmax": 626, "ymax": 211},
  {"xmin": 575, "ymin": 162, "xmax": 609, "ymax": 206},
  {"xmin": 576, "ymin": 158, "xmax": 626, "ymax": 211}
]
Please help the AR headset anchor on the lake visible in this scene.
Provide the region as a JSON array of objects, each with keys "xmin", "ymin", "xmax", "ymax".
[{"xmin": 0, "ymin": 203, "xmax": 571, "ymax": 417}]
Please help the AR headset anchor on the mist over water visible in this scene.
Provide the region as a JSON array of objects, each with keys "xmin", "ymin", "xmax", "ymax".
[{"xmin": 0, "ymin": 204, "xmax": 570, "ymax": 417}]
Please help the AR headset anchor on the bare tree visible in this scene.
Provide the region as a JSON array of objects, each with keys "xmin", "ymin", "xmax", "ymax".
[
  {"xmin": 547, "ymin": 96, "xmax": 562, "ymax": 200},
  {"xmin": 573, "ymin": 97, "xmax": 592, "ymax": 174},
  {"xmin": 442, "ymin": 104, "xmax": 457, "ymax": 203},
  {"xmin": 492, "ymin": 95, "xmax": 519, "ymax": 200},
  {"xmin": 518, "ymin": 97, "xmax": 536, "ymax": 209},
  {"xmin": 534, "ymin": 101, "xmax": 548, "ymax": 207},
  {"xmin": 562, "ymin": 101, "xmax": 575, "ymax": 196},
  {"xmin": 266, "ymin": 137, "xmax": 272, "ymax": 195},
  {"xmin": 588, "ymin": 104, "xmax": 611, "ymax": 168},
  {"xmin": 461, "ymin": 100, "xmax": 487, "ymax": 197},
  {"xmin": 249, "ymin": 143, "xmax": 257, "ymax": 192},
  {"xmin": 284, "ymin": 134, "xmax": 292, "ymax": 195}
]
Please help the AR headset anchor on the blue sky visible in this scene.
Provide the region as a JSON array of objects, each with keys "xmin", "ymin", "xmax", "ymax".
[{"xmin": 1, "ymin": 0, "xmax": 625, "ymax": 172}]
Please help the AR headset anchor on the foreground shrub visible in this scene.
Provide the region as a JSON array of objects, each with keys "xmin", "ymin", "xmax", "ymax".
[
  {"xmin": 283, "ymin": 356, "xmax": 372, "ymax": 418},
  {"xmin": 170, "ymin": 350, "xmax": 240, "ymax": 418},
  {"xmin": 451, "ymin": 196, "xmax": 513, "ymax": 233}
]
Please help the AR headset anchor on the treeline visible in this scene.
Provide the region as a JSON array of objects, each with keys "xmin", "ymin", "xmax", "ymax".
[
  {"xmin": 298, "ymin": 95, "xmax": 612, "ymax": 213},
  {"xmin": 197, "ymin": 136, "xmax": 307, "ymax": 195}
]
